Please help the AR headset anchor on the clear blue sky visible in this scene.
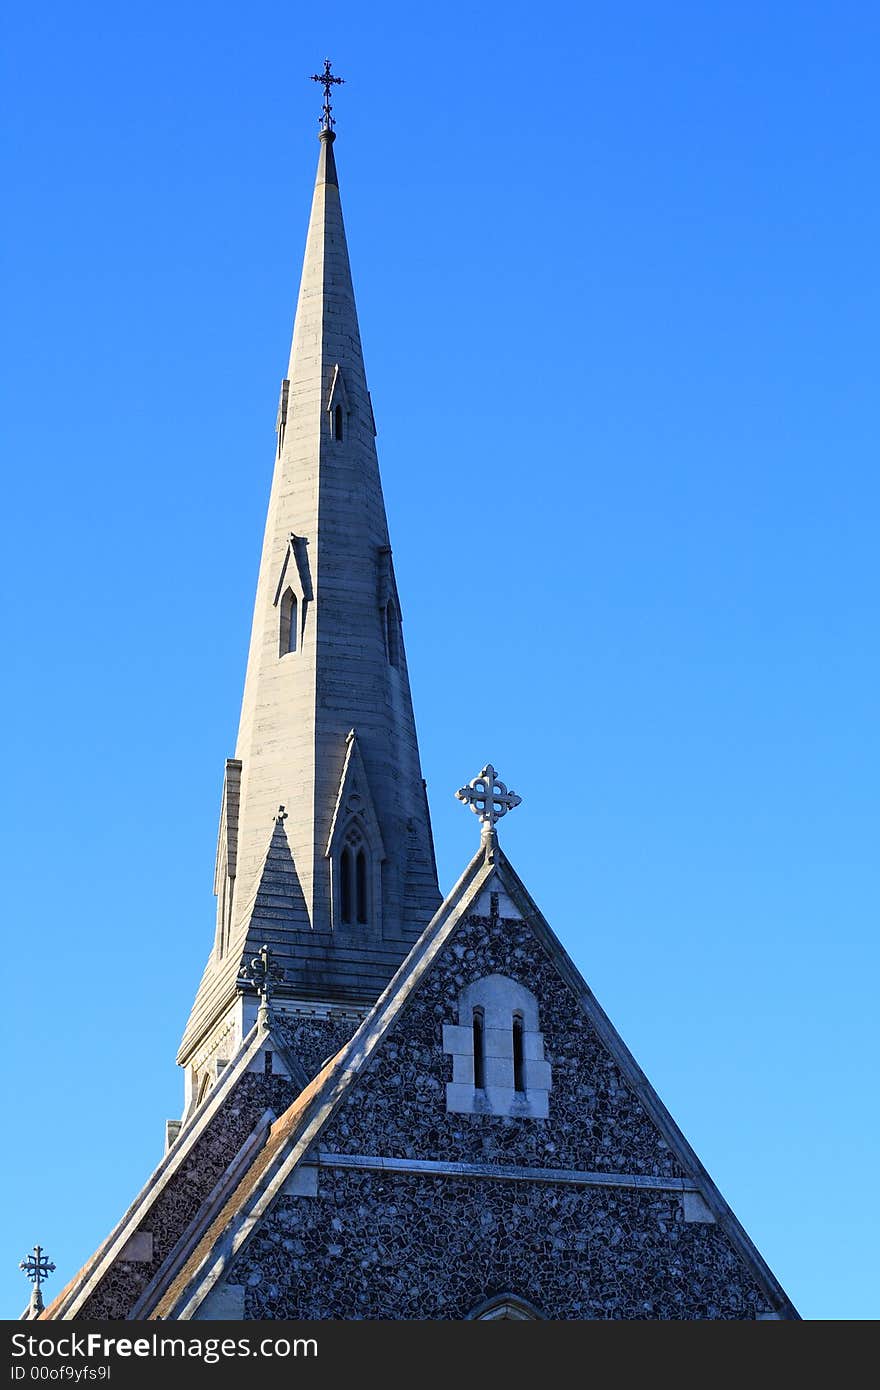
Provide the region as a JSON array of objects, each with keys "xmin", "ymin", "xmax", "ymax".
[{"xmin": 3, "ymin": 1, "xmax": 878, "ymax": 1321}]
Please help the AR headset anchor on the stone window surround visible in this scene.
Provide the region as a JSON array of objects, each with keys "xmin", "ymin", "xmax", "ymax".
[
  {"xmin": 467, "ymin": 1292, "xmax": 543, "ymax": 1320},
  {"xmin": 443, "ymin": 973, "xmax": 551, "ymax": 1118}
]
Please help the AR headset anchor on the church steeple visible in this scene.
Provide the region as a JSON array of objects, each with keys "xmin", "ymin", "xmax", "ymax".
[{"xmin": 179, "ymin": 99, "xmax": 441, "ymax": 1075}]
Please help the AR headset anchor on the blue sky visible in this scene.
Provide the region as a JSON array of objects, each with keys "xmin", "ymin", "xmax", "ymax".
[{"xmin": 3, "ymin": 1, "xmax": 878, "ymax": 1320}]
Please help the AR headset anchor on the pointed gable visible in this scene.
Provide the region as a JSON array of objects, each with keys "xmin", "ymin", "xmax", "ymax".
[
  {"xmin": 325, "ymin": 362, "xmax": 351, "ymax": 424},
  {"xmin": 150, "ymin": 845, "xmax": 798, "ymax": 1322},
  {"xmin": 242, "ymin": 813, "xmax": 312, "ymax": 942},
  {"xmin": 326, "ymin": 729, "xmax": 385, "ymax": 861},
  {"xmin": 180, "ymin": 813, "xmax": 311, "ymax": 1065}
]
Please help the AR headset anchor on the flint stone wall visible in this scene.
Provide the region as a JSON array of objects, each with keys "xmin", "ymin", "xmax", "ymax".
[
  {"xmin": 224, "ymin": 910, "xmax": 774, "ymax": 1318},
  {"xmin": 235, "ymin": 1170, "xmax": 774, "ymax": 1320},
  {"xmin": 276, "ymin": 1014, "xmax": 361, "ymax": 1081},
  {"xmin": 321, "ymin": 911, "xmax": 686, "ymax": 1176}
]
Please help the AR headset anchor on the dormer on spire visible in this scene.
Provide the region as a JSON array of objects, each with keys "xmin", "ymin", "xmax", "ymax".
[{"xmin": 326, "ymin": 364, "xmax": 350, "ymax": 442}]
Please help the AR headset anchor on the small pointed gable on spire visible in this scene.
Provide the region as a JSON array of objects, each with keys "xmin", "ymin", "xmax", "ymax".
[
  {"xmin": 325, "ymin": 363, "xmax": 350, "ymax": 417},
  {"xmin": 242, "ymin": 809, "xmax": 311, "ymax": 946},
  {"xmin": 325, "ymin": 730, "xmax": 385, "ymax": 862},
  {"xmin": 271, "ymin": 533, "xmax": 314, "ymax": 609}
]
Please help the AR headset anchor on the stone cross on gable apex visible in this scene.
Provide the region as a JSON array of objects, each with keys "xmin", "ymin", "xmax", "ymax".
[{"xmin": 456, "ymin": 765, "xmax": 522, "ymax": 848}]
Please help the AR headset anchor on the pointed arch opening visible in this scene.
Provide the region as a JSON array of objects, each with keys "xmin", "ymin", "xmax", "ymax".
[
  {"xmin": 356, "ymin": 848, "xmax": 368, "ymax": 925},
  {"xmin": 334, "ymin": 404, "xmax": 344, "ymax": 442},
  {"xmin": 340, "ymin": 846, "xmax": 354, "ymax": 925},
  {"xmin": 279, "ymin": 588, "xmax": 298, "ymax": 656},
  {"xmin": 473, "ymin": 1007, "xmax": 486, "ymax": 1090},
  {"xmin": 513, "ymin": 1012, "xmax": 525, "ymax": 1093},
  {"xmin": 326, "ymin": 734, "xmax": 385, "ymax": 936},
  {"xmin": 333, "ymin": 818, "xmax": 381, "ymax": 932}
]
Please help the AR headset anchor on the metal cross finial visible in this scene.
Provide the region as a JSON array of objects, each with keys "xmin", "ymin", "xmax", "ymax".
[
  {"xmin": 239, "ymin": 943, "xmax": 284, "ymax": 1008},
  {"xmin": 20, "ymin": 1245, "xmax": 55, "ymax": 1313},
  {"xmin": 310, "ymin": 58, "xmax": 345, "ymax": 130},
  {"xmin": 275, "ymin": 805, "xmax": 288, "ymax": 823},
  {"xmin": 456, "ymin": 765, "xmax": 522, "ymax": 846}
]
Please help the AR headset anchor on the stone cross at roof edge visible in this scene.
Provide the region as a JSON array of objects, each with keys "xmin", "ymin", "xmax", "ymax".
[{"xmin": 456, "ymin": 764, "xmax": 522, "ymax": 849}]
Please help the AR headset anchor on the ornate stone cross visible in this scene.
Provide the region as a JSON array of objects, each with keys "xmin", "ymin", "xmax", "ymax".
[
  {"xmin": 456, "ymin": 764, "xmax": 522, "ymax": 848},
  {"xmin": 19, "ymin": 1245, "xmax": 55, "ymax": 1315},
  {"xmin": 310, "ymin": 58, "xmax": 345, "ymax": 130}
]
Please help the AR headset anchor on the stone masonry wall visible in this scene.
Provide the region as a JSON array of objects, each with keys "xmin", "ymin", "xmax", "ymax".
[
  {"xmin": 276, "ymin": 1014, "xmax": 362, "ymax": 1082},
  {"xmin": 235, "ymin": 1171, "xmax": 774, "ymax": 1320}
]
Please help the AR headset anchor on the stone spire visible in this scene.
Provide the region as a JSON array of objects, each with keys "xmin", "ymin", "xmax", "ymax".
[{"xmin": 179, "ymin": 119, "xmax": 440, "ymax": 1071}]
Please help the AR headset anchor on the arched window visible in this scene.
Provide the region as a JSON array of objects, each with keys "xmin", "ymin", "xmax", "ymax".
[
  {"xmin": 355, "ymin": 849, "xmax": 369, "ymax": 924},
  {"xmin": 512, "ymin": 1013, "xmax": 525, "ymax": 1094},
  {"xmin": 279, "ymin": 589, "xmax": 298, "ymax": 656},
  {"xmin": 385, "ymin": 599, "xmax": 400, "ymax": 667},
  {"xmin": 473, "ymin": 1007, "xmax": 485, "ymax": 1090},
  {"xmin": 340, "ymin": 847, "xmax": 353, "ymax": 924},
  {"xmin": 336, "ymin": 822, "xmax": 377, "ymax": 930},
  {"xmin": 334, "ymin": 404, "xmax": 344, "ymax": 441}
]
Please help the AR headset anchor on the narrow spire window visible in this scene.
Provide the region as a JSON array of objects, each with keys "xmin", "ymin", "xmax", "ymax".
[
  {"xmin": 334, "ymin": 404, "xmax": 344, "ymax": 441},
  {"xmin": 356, "ymin": 849, "xmax": 368, "ymax": 924},
  {"xmin": 279, "ymin": 589, "xmax": 298, "ymax": 656},
  {"xmin": 513, "ymin": 1013, "xmax": 526, "ymax": 1094},
  {"xmin": 385, "ymin": 599, "xmax": 400, "ymax": 668},
  {"xmin": 340, "ymin": 847, "xmax": 353, "ymax": 924},
  {"xmin": 473, "ymin": 1008, "xmax": 485, "ymax": 1090}
]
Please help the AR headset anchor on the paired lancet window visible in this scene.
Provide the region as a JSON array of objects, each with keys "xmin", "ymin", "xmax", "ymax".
[
  {"xmin": 443, "ymin": 974, "xmax": 551, "ymax": 1118},
  {"xmin": 331, "ymin": 814, "xmax": 381, "ymax": 932},
  {"xmin": 339, "ymin": 827, "xmax": 370, "ymax": 926},
  {"xmin": 327, "ymin": 734, "xmax": 384, "ymax": 935},
  {"xmin": 471, "ymin": 1007, "xmax": 526, "ymax": 1095}
]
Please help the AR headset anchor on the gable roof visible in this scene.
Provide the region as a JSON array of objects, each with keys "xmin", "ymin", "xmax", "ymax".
[
  {"xmin": 151, "ymin": 842, "xmax": 799, "ymax": 1320},
  {"xmin": 39, "ymin": 1013, "xmax": 306, "ymax": 1321}
]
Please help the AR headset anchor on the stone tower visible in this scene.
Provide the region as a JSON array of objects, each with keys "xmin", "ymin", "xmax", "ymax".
[
  {"xmin": 177, "ymin": 117, "xmax": 441, "ymax": 1120},
  {"xmin": 36, "ymin": 93, "xmax": 799, "ymax": 1322}
]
